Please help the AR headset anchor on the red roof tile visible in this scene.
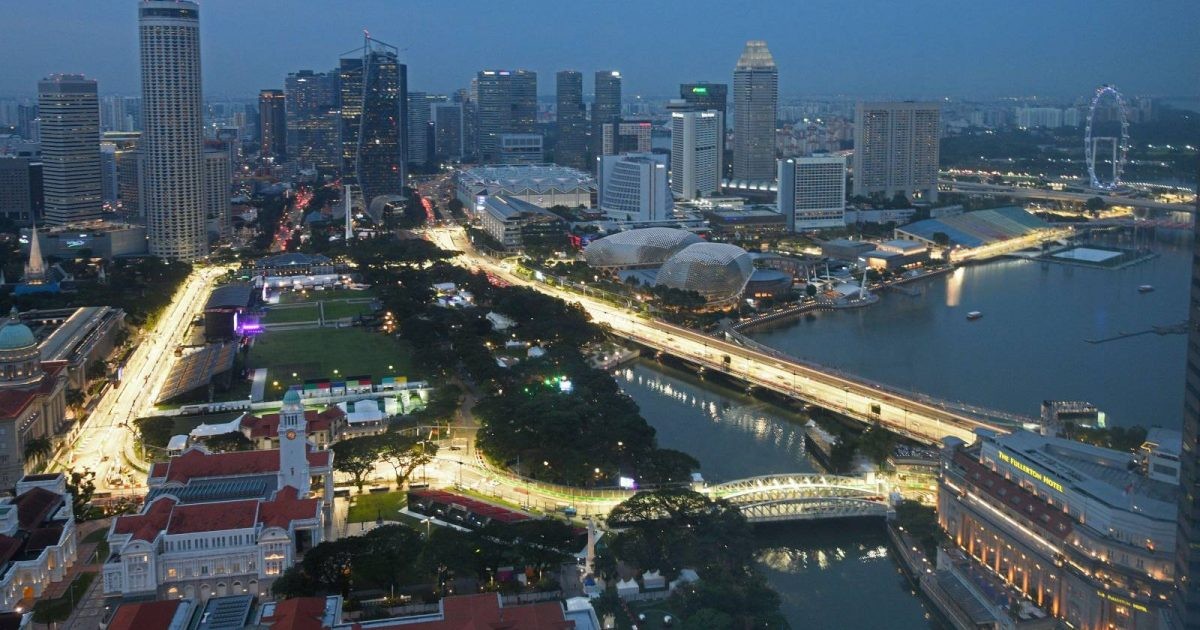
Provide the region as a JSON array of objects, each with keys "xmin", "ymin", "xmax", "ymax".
[
  {"xmin": 166, "ymin": 499, "xmax": 260, "ymax": 535},
  {"xmin": 954, "ymin": 450, "xmax": 1074, "ymax": 539},
  {"xmin": 259, "ymin": 486, "xmax": 320, "ymax": 529},
  {"xmin": 151, "ymin": 447, "xmax": 331, "ymax": 484},
  {"xmin": 242, "ymin": 408, "xmax": 342, "ymax": 439},
  {"xmin": 12, "ymin": 486, "xmax": 63, "ymax": 529},
  {"xmin": 0, "ymin": 363, "xmax": 66, "ymax": 419},
  {"xmin": 263, "ymin": 597, "xmax": 327, "ymax": 630},
  {"xmin": 0, "ymin": 536, "xmax": 21, "ymax": 568},
  {"xmin": 108, "ymin": 600, "xmax": 185, "ymax": 630},
  {"xmin": 113, "ymin": 496, "xmax": 176, "ymax": 542},
  {"xmin": 357, "ymin": 594, "xmax": 573, "ymax": 630}
]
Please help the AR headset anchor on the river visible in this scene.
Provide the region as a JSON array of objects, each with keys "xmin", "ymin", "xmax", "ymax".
[
  {"xmin": 749, "ymin": 229, "xmax": 1191, "ymax": 429},
  {"xmin": 615, "ymin": 360, "xmax": 940, "ymax": 629}
]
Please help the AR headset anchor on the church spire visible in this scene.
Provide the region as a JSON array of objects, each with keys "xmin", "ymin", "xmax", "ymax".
[{"xmin": 23, "ymin": 224, "xmax": 46, "ymax": 286}]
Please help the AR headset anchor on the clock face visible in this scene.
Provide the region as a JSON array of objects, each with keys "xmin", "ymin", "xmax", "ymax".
[{"xmin": 286, "ymin": 430, "xmax": 297, "ymax": 441}]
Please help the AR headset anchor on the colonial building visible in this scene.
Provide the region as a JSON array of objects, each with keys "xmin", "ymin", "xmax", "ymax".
[
  {"xmin": 0, "ymin": 474, "xmax": 77, "ymax": 612},
  {"xmin": 103, "ymin": 390, "xmax": 331, "ymax": 601},
  {"xmin": 0, "ymin": 309, "xmax": 69, "ymax": 488}
]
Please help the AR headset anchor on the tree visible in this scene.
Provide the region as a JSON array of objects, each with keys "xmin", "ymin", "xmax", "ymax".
[
  {"xmin": 204, "ymin": 432, "xmax": 253, "ymax": 453},
  {"xmin": 931, "ymin": 231, "xmax": 951, "ymax": 247},
  {"xmin": 376, "ymin": 433, "xmax": 437, "ymax": 488},
  {"xmin": 86, "ymin": 360, "xmax": 109, "ymax": 382},
  {"xmin": 134, "ymin": 416, "xmax": 175, "ymax": 450},
  {"xmin": 858, "ymin": 425, "xmax": 896, "ymax": 470},
  {"xmin": 1085, "ymin": 196, "xmax": 1107, "ymax": 213},
  {"xmin": 65, "ymin": 469, "xmax": 96, "ymax": 519},
  {"xmin": 22, "ymin": 437, "xmax": 52, "ymax": 463},
  {"xmin": 805, "ymin": 283, "xmax": 818, "ymax": 298},
  {"xmin": 682, "ymin": 608, "xmax": 735, "ymax": 630},
  {"xmin": 331, "ymin": 436, "xmax": 380, "ymax": 492},
  {"xmin": 65, "ymin": 389, "xmax": 86, "ymax": 417}
]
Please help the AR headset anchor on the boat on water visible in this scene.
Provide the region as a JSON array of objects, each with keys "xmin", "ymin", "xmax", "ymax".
[
  {"xmin": 1138, "ymin": 285, "xmax": 1155, "ymax": 293},
  {"xmin": 966, "ymin": 311, "xmax": 983, "ymax": 320}
]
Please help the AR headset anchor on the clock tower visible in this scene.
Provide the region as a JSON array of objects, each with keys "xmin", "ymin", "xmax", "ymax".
[{"xmin": 277, "ymin": 388, "xmax": 310, "ymax": 495}]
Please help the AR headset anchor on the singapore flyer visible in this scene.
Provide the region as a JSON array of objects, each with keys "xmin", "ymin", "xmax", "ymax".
[{"xmin": 1083, "ymin": 85, "xmax": 1130, "ymax": 190}]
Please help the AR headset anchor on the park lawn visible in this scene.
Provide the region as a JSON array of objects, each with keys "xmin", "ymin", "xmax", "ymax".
[
  {"xmin": 249, "ymin": 327, "xmax": 417, "ymax": 396},
  {"xmin": 262, "ymin": 304, "xmax": 320, "ymax": 324},
  {"xmin": 280, "ymin": 288, "xmax": 375, "ymax": 305},
  {"xmin": 321, "ymin": 300, "xmax": 375, "ymax": 320},
  {"xmin": 346, "ymin": 491, "xmax": 408, "ymax": 524}
]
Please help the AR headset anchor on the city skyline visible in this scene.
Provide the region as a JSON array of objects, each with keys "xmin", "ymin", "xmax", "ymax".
[{"xmin": 2, "ymin": 1, "xmax": 1198, "ymax": 101}]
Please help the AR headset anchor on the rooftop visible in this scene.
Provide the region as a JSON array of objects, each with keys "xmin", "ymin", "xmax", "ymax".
[
  {"xmin": 205, "ymin": 283, "xmax": 254, "ymax": 311},
  {"xmin": 149, "ymin": 445, "xmax": 332, "ymax": 486}
]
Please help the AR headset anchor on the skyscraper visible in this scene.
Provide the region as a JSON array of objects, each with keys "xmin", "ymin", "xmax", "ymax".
[
  {"xmin": 285, "ymin": 69, "xmax": 339, "ymax": 171},
  {"xmin": 258, "ymin": 89, "xmax": 286, "ymax": 160},
  {"xmin": 777, "ymin": 156, "xmax": 847, "ymax": 231},
  {"xmin": 592, "ymin": 71, "xmax": 622, "ymax": 158},
  {"xmin": 1175, "ymin": 168, "xmax": 1200, "ymax": 629},
  {"xmin": 598, "ymin": 153, "xmax": 671, "ymax": 223},
  {"xmin": 680, "ymin": 82, "xmax": 728, "ymax": 118},
  {"xmin": 555, "ymin": 70, "xmax": 587, "ymax": 170},
  {"xmin": 670, "ymin": 110, "xmax": 722, "ymax": 201},
  {"xmin": 475, "ymin": 70, "xmax": 536, "ymax": 163},
  {"xmin": 406, "ymin": 91, "xmax": 429, "ymax": 165},
  {"xmin": 340, "ymin": 36, "xmax": 407, "ymax": 203},
  {"xmin": 432, "ymin": 103, "xmax": 463, "ymax": 161},
  {"xmin": 139, "ymin": 0, "xmax": 205, "ymax": 259},
  {"xmin": 600, "ymin": 120, "xmax": 652, "ymax": 156},
  {"xmin": 732, "ymin": 41, "xmax": 778, "ymax": 181},
  {"xmin": 203, "ymin": 148, "xmax": 230, "ymax": 237},
  {"xmin": 38, "ymin": 74, "xmax": 102, "ymax": 225},
  {"xmin": 852, "ymin": 101, "xmax": 941, "ymax": 202}
]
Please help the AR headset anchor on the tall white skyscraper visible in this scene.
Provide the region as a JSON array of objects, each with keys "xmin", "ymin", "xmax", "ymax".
[
  {"xmin": 732, "ymin": 40, "xmax": 778, "ymax": 181},
  {"xmin": 203, "ymin": 149, "xmax": 231, "ymax": 238},
  {"xmin": 38, "ymin": 74, "xmax": 103, "ymax": 225},
  {"xmin": 852, "ymin": 101, "xmax": 941, "ymax": 203},
  {"xmin": 139, "ymin": 0, "xmax": 206, "ymax": 259},
  {"xmin": 670, "ymin": 110, "xmax": 723, "ymax": 201},
  {"xmin": 597, "ymin": 152, "xmax": 671, "ymax": 223},
  {"xmin": 777, "ymin": 156, "xmax": 847, "ymax": 230}
]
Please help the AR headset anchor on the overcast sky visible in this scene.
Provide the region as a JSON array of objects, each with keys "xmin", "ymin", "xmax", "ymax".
[{"xmin": 3, "ymin": 0, "xmax": 1198, "ymax": 101}]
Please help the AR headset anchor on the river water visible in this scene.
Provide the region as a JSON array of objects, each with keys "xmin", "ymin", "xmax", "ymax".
[
  {"xmin": 750, "ymin": 230, "xmax": 1191, "ymax": 429},
  {"xmin": 616, "ymin": 361, "xmax": 939, "ymax": 629}
]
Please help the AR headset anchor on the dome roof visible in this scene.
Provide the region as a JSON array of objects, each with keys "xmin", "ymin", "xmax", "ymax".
[
  {"xmin": 583, "ymin": 228, "xmax": 704, "ymax": 269},
  {"xmin": 0, "ymin": 309, "xmax": 36, "ymax": 351},
  {"xmin": 655, "ymin": 243, "xmax": 754, "ymax": 306}
]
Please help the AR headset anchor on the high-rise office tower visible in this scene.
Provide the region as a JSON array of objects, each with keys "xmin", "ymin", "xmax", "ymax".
[
  {"xmin": 852, "ymin": 101, "xmax": 941, "ymax": 202},
  {"xmin": 600, "ymin": 120, "xmax": 652, "ymax": 156},
  {"xmin": 592, "ymin": 71, "xmax": 622, "ymax": 158},
  {"xmin": 139, "ymin": 0, "xmax": 206, "ymax": 259},
  {"xmin": 475, "ymin": 70, "xmax": 536, "ymax": 163},
  {"xmin": 340, "ymin": 36, "xmax": 407, "ymax": 203},
  {"xmin": 38, "ymin": 74, "xmax": 103, "ymax": 225},
  {"xmin": 453, "ymin": 88, "xmax": 478, "ymax": 160},
  {"xmin": 777, "ymin": 156, "xmax": 847, "ymax": 231},
  {"xmin": 681, "ymin": 82, "xmax": 728, "ymax": 118},
  {"xmin": 555, "ymin": 71, "xmax": 587, "ymax": 170},
  {"xmin": 0, "ymin": 158, "xmax": 38, "ymax": 225},
  {"xmin": 104, "ymin": 131, "xmax": 141, "ymax": 216},
  {"xmin": 100, "ymin": 95, "xmax": 129, "ymax": 132},
  {"xmin": 1176, "ymin": 169, "xmax": 1200, "ymax": 629},
  {"xmin": 670, "ymin": 110, "xmax": 723, "ymax": 201},
  {"xmin": 258, "ymin": 89, "xmax": 286, "ymax": 160},
  {"xmin": 432, "ymin": 103, "xmax": 463, "ymax": 161},
  {"xmin": 17, "ymin": 104, "xmax": 38, "ymax": 142},
  {"xmin": 203, "ymin": 148, "xmax": 231, "ymax": 237},
  {"xmin": 598, "ymin": 152, "xmax": 671, "ymax": 223},
  {"xmin": 285, "ymin": 69, "xmax": 339, "ymax": 171},
  {"xmin": 732, "ymin": 41, "xmax": 778, "ymax": 181},
  {"xmin": 406, "ymin": 91, "xmax": 429, "ymax": 165}
]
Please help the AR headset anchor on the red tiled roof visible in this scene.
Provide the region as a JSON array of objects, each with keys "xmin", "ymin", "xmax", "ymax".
[
  {"xmin": 0, "ymin": 536, "xmax": 21, "ymax": 568},
  {"xmin": 108, "ymin": 600, "xmax": 185, "ymax": 630},
  {"xmin": 150, "ymin": 462, "xmax": 169, "ymax": 478},
  {"xmin": 12, "ymin": 486, "xmax": 63, "ymax": 529},
  {"xmin": 151, "ymin": 447, "xmax": 332, "ymax": 484},
  {"xmin": 0, "ymin": 363, "xmax": 66, "ymax": 420},
  {"xmin": 357, "ymin": 594, "xmax": 573, "ymax": 630},
  {"xmin": 113, "ymin": 496, "xmax": 176, "ymax": 542},
  {"xmin": 23, "ymin": 525, "xmax": 63, "ymax": 555},
  {"xmin": 166, "ymin": 499, "xmax": 260, "ymax": 535},
  {"xmin": 242, "ymin": 408, "xmax": 342, "ymax": 439},
  {"xmin": 262, "ymin": 597, "xmax": 327, "ymax": 630},
  {"xmin": 953, "ymin": 450, "xmax": 1074, "ymax": 539},
  {"xmin": 259, "ymin": 486, "xmax": 320, "ymax": 529}
]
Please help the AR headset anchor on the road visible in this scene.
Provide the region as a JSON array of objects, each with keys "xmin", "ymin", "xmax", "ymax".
[
  {"xmin": 941, "ymin": 179, "xmax": 1193, "ymax": 213},
  {"xmin": 425, "ymin": 225, "xmax": 1016, "ymax": 446},
  {"xmin": 60, "ymin": 265, "xmax": 232, "ymax": 491}
]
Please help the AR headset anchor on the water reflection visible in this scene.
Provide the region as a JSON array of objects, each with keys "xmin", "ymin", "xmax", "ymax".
[{"xmin": 945, "ymin": 267, "xmax": 965, "ymax": 307}]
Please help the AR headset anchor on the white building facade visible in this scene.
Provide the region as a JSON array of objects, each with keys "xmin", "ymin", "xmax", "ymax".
[
  {"xmin": 777, "ymin": 156, "xmax": 846, "ymax": 230},
  {"xmin": 597, "ymin": 153, "xmax": 671, "ymax": 223},
  {"xmin": 670, "ymin": 110, "xmax": 722, "ymax": 201}
]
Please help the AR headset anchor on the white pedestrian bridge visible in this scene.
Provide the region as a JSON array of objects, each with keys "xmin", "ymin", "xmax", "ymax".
[{"xmin": 700, "ymin": 473, "xmax": 896, "ymax": 523}]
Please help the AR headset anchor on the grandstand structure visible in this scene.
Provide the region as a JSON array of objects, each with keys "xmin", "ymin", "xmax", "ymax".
[
  {"xmin": 893, "ymin": 206, "xmax": 1050, "ymax": 249},
  {"xmin": 157, "ymin": 342, "xmax": 239, "ymax": 403}
]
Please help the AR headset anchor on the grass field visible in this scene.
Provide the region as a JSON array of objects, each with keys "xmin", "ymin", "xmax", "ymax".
[
  {"xmin": 248, "ymin": 327, "xmax": 416, "ymax": 396},
  {"xmin": 347, "ymin": 490, "xmax": 408, "ymax": 523},
  {"xmin": 321, "ymin": 300, "xmax": 375, "ymax": 320},
  {"xmin": 280, "ymin": 288, "xmax": 374, "ymax": 304},
  {"xmin": 262, "ymin": 304, "xmax": 320, "ymax": 324}
]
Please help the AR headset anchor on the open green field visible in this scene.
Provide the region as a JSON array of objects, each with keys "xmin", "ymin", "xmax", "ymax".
[
  {"xmin": 262, "ymin": 303, "xmax": 320, "ymax": 324},
  {"xmin": 347, "ymin": 490, "xmax": 409, "ymax": 524},
  {"xmin": 248, "ymin": 327, "xmax": 416, "ymax": 397},
  {"xmin": 280, "ymin": 287, "xmax": 375, "ymax": 304},
  {"xmin": 321, "ymin": 300, "xmax": 375, "ymax": 320}
]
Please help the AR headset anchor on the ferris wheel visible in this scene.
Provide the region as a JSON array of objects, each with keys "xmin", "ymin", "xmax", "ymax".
[{"xmin": 1083, "ymin": 85, "xmax": 1130, "ymax": 190}]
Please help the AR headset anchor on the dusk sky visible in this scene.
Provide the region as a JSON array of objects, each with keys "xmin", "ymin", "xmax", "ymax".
[{"xmin": 4, "ymin": 0, "xmax": 1199, "ymax": 101}]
